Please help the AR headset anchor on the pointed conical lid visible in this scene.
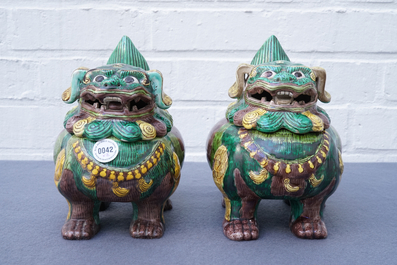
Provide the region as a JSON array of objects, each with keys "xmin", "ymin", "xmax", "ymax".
[
  {"xmin": 107, "ymin": 36, "xmax": 149, "ymax": 70},
  {"xmin": 250, "ymin": 35, "xmax": 290, "ymax": 65}
]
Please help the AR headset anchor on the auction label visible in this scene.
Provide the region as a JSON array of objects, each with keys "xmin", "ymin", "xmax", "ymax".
[{"xmin": 93, "ymin": 139, "xmax": 119, "ymax": 163}]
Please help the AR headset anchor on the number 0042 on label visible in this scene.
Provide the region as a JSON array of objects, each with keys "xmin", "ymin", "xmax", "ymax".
[{"xmin": 93, "ymin": 139, "xmax": 119, "ymax": 163}]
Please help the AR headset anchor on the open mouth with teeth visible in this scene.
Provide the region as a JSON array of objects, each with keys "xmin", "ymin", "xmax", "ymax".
[
  {"xmin": 80, "ymin": 88, "xmax": 154, "ymax": 117},
  {"xmin": 246, "ymin": 86, "xmax": 317, "ymax": 108}
]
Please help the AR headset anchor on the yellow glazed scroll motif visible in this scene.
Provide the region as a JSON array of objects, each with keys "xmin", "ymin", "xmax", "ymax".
[
  {"xmin": 284, "ymin": 178, "xmax": 300, "ymax": 192},
  {"xmin": 309, "ymin": 174, "xmax": 324, "ymax": 187},
  {"xmin": 136, "ymin": 120, "xmax": 156, "ymax": 140},
  {"xmin": 249, "ymin": 169, "xmax": 269, "ymax": 185},
  {"xmin": 54, "ymin": 149, "xmax": 66, "ymax": 185},
  {"xmin": 242, "ymin": 109, "xmax": 267, "ymax": 129},
  {"xmin": 212, "ymin": 145, "xmax": 231, "ymax": 221},
  {"xmin": 302, "ymin": 111, "xmax": 324, "ymax": 132}
]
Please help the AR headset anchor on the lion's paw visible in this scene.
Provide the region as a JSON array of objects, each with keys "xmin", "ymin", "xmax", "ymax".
[
  {"xmin": 223, "ymin": 218, "xmax": 259, "ymax": 241},
  {"xmin": 129, "ymin": 219, "xmax": 164, "ymax": 239},
  {"xmin": 61, "ymin": 218, "xmax": 99, "ymax": 240},
  {"xmin": 290, "ymin": 217, "xmax": 328, "ymax": 239}
]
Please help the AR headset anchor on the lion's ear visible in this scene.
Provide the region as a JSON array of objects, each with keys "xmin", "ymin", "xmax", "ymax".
[
  {"xmin": 62, "ymin": 67, "xmax": 89, "ymax": 104},
  {"xmin": 228, "ymin": 63, "xmax": 254, "ymax": 99},
  {"xmin": 147, "ymin": 70, "xmax": 172, "ymax": 109},
  {"xmin": 311, "ymin": 67, "xmax": 331, "ymax": 103}
]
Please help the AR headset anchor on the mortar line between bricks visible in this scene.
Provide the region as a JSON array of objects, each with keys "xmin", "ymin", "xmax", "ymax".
[
  {"xmin": 2, "ymin": 54, "xmax": 397, "ymax": 63},
  {"xmin": 5, "ymin": 50, "xmax": 397, "ymax": 55},
  {"xmin": 0, "ymin": 147, "xmax": 54, "ymax": 151},
  {"xmin": 3, "ymin": 6, "xmax": 397, "ymax": 13},
  {"xmin": 354, "ymin": 149, "xmax": 397, "ymax": 152}
]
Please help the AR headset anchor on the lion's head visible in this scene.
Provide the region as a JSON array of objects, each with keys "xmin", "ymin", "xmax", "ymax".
[
  {"xmin": 61, "ymin": 36, "xmax": 173, "ymax": 142},
  {"xmin": 226, "ymin": 36, "xmax": 331, "ymax": 134}
]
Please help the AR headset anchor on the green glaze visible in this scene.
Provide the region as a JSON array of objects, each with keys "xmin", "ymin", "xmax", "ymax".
[
  {"xmin": 63, "ymin": 109, "xmax": 173, "ymax": 142},
  {"xmin": 56, "ymin": 130, "xmax": 183, "ymax": 201},
  {"xmin": 54, "ymin": 36, "xmax": 184, "ymax": 240},
  {"xmin": 247, "ymin": 63, "xmax": 315, "ymax": 88},
  {"xmin": 251, "ymin": 129, "xmax": 323, "ymax": 160},
  {"xmin": 250, "ymin": 35, "xmax": 290, "ymax": 65},
  {"xmin": 209, "ymin": 124, "xmax": 340, "ymax": 201},
  {"xmin": 107, "ymin": 36, "xmax": 149, "ymax": 70},
  {"xmin": 207, "ymin": 36, "xmax": 343, "ymax": 240}
]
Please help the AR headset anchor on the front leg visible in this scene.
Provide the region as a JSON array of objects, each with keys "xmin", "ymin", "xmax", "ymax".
[
  {"xmin": 129, "ymin": 172, "xmax": 174, "ymax": 239},
  {"xmin": 58, "ymin": 169, "xmax": 100, "ymax": 240},
  {"xmin": 222, "ymin": 169, "xmax": 261, "ymax": 241},
  {"xmin": 289, "ymin": 178, "xmax": 336, "ymax": 239}
]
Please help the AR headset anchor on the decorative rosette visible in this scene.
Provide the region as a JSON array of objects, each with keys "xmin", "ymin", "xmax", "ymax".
[
  {"xmin": 242, "ymin": 108, "xmax": 267, "ymax": 129},
  {"xmin": 302, "ymin": 111, "xmax": 324, "ymax": 132},
  {"xmin": 64, "ymin": 105, "xmax": 175, "ymax": 142},
  {"xmin": 73, "ymin": 119, "xmax": 89, "ymax": 137},
  {"xmin": 136, "ymin": 120, "xmax": 156, "ymax": 140}
]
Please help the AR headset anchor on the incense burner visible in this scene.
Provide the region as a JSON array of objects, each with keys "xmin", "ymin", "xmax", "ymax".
[
  {"xmin": 54, "ymin": 36, "xmax": 184, "ymax": 240},
  {"xmin": 207, "ymin": 36, "xmax": 343, "ymax": 240}
]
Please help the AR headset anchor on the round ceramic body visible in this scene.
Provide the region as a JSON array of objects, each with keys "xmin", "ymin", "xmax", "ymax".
[
  {"xmin": 207, "ymin": 118, "xmax": 343, "ymax": 240},
  {"xmin": 54, "ymin": 127, "xmax": 184, "ymax": 239}
]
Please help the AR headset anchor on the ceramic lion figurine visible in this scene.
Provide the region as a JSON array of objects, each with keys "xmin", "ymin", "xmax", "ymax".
[
  {"xmin": 207, "ymin": 36, "xmax": 343, "ymax": 240},
  {"xmin": 54, "ymin": 36, "xmax": 184, "ymax": 240}
]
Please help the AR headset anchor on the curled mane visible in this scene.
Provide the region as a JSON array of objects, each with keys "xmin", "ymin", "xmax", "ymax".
[
  {"xmin": 63, "ymin": 107, "xmax": 173, "ymax": 142},
  {"xmin": 226, "ymin": 100, "xmax": 330, "ymax": 134}
]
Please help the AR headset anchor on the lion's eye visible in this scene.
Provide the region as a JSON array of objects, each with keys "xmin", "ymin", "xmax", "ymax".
[
  {"xmin": 124, "ymin": 76, "xmax": 139, "ymax": 84},
  {"xmin": 292, "ymin": 71, "xmax": 305, "ymax": 79},
  {"xmin": 261, "ymin": 70, "xmax": 276, "ymax": 79},
  {"xmin": 94, "ymin": 75, "xmax": 106, "ymax": 82}
]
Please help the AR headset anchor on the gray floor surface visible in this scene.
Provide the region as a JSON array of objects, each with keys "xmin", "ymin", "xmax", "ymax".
[{"xmin": 1, "ymin": 161, "xmax": 396, "ymax": 265}]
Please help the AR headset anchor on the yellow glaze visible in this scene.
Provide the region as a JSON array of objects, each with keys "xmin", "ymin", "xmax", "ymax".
[
  {"xmin": 136, "ymin": 120, "xmax": 156, "ymax": 140},
  {"xmin": 302, "ymin": 111, "xmax": 324, "ymax": 132},
  {"xmin": 112, "ymin": 182, "xmax": 130, "ymax": 197},
  {"xmin": 242, "ymin": 109, "xmax": 267, "ymax": 129},
  {"xmin": 309, "ymin": 174, "xmax": 324, "ymax": 187},
  {"xmin": 54, "ymin": 149, "xmax": 66, "ymax": 185},
  {"xmin": 249, "ymin": 169, "xmax": 269, "ymax": 185},
  {"xmin": 284, "ymin": 178, "xmax": 299, "ymax": 192}
]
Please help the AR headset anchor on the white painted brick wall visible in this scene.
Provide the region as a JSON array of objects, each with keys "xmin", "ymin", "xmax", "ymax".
[{"xmin": 1, "ymin": 0, "xmax": 397, "ymax": 162}]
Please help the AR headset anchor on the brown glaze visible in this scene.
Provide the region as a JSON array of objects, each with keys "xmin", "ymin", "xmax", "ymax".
[
  {"xmin": 233, "ymin": 106, "xmax": 257, "ymax": 127},
  {"xmin": 54, "ymin": 36, "xmax": 184, "ymax": 241},
  {"xmin": 80, "ymin": 86, "xmax": 156, "ymax": 119},
  {"xmin": 235, "ymin": 168, "xmax": 261, "ymax": 219},
  {"xmin": 96, "ymin": 177, "xmax": 141, "ymax": 202},
  {"xmin": 59, "ymin": 169, "xmax": 99, "ymax": 240},
  {"xmin": 271, "ymin": 177, "xmax": 306, "ymax": 197},
  {"xmin": 290, "ymin": 178, "xmax": 336, "ymax": 239},
  {"xmin": 65, "ymin": 113, "xmax": 89, "ymax": 134},
  {"xmin": 207, "ymin": 35, "xmax": 342, "ymax": 241},
  {"xmin": 222, "ymin": 168, "xmax": 260, "ymax": 241},
  {"xmin": 223, "ymin": 219, "xmax": 259, "ymax": 241},
  {"xmin": 130, "ymin": 172, "xmax": 174, "ymax": 239}
]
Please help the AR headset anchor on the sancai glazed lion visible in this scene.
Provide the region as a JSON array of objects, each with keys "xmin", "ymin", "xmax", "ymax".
[
  {"xmin": 207, "ymin": 36, "xmax": 343, "ymax": 240},
  {"xmin": 54, "ymin": 36, "xmax": 184, "ymax": 240}
]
